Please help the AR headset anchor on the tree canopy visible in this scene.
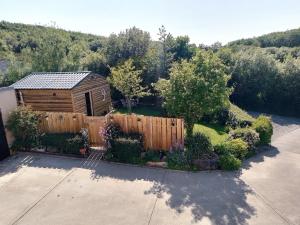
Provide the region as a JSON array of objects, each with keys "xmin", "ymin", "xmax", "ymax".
[{"xmin": 155, "ymin": 50, "xmax": 231, "ymax": 138}]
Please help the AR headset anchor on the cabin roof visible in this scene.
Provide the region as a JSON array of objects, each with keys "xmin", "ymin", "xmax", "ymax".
[{"xmin": 11, "ymin": 71, "xmax": 94, "ymax": 90}]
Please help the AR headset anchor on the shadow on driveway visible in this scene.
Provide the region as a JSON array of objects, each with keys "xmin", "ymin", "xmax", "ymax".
[{"xmin": 0, "ymin": 145, "xmax": 280, "ymax": 225}]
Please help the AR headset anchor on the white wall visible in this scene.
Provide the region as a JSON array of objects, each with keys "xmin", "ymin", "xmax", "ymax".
[{"xmin": 0, "ymin": 87, "xmax": 17, "ymax": 146}]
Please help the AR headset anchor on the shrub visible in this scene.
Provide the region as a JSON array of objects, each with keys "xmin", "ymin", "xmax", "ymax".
[
  {"xmin": 107, "ymin": 133, "xmax": 143, "ymax": 163},
  {"xmin": 6, "ymin": 106, "xmax": 42, "ymax": 150},
  {"xmin": 229, "ymin": 128, "xmax": 260, "ymax": 150},
  {"xmin": 204, "ymin": 104, "xmax": 254, "ymax": 128},
  {"xmin": 167, "ymin": 146, "xmax": 189, "ymax": 170},
  {"xmin": 142, "ymin": 150, "xmax": 162, "ymax": 162},
  {"xmin": 215, "ymin": 138, "xmax": 248, "ymax": 160},
  {"xmin": 219, "ymin": 154, "xmax": 242, "ymax": 170},
  {"xmin": 252, "ymin": 115, "xmax": 273, "ymax": 145},
  {"xmin": 185, "ymin": 132, "xmax": 213, "ymax": 161},
  {"xmin": 101, "ymin": 123, "xmax": 122, "ymax": 148},
  {"xmin": 40, "ymin": 133, "xmax": 83, "ymax": 155}
]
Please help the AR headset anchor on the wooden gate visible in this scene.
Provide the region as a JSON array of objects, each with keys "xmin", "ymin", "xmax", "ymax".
[{"xmin": 84, "ymin": 116, "xmax": 107, "ymax": 146}]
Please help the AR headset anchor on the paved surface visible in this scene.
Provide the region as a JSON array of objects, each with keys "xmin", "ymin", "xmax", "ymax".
[{"xmin": 0, "ymin": 115, "xmax": 299, "ymax": 225}]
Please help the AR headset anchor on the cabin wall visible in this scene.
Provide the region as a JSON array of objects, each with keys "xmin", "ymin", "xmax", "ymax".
[
  {"xmin": 71, "ymin": 74, "xmax": 111, "ymax": 116},
  {"xmin": 0, "ymin": 87, "xmax": 18, "ymax": 146},
  {"xmin": 17, "ymin": 89, "xmax": 73, "ymax": 112}
]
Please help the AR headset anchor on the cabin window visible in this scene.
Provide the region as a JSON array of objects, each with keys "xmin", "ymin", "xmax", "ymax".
[{"xmin": 53, "ymin": 92, "xmax": 56, "ymax": 96}]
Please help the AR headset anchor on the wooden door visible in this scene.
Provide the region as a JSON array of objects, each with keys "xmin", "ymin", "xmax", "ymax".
[{"xmin": 0, "ymin": 110, "xmax": 10, "ymax": 160}]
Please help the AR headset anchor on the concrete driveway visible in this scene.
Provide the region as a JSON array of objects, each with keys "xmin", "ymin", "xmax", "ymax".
[{"xmin": 0, "ymin": 115, "xmax": 299, "ymax": 225}]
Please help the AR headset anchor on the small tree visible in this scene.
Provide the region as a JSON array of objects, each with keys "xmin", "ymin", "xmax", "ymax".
[
  {"xmin": 109, "ymin": 59, "xmax": 149, "ymax": 113},
  {"xmin": 155, "ymin": 50, "xmax": 231, "ymax": 139},
  {"xmin": 6, "ymin": 106, "xmax": 42, "ymax": 150}
]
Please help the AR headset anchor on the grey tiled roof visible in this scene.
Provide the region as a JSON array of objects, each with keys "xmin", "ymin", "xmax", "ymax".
[{"xmin": 11, "ymin": 71, "xmax": 92, "ymax": 89}]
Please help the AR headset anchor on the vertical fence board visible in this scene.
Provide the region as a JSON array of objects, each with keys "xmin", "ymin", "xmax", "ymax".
[{"xmin": 39, "ymin": 112, "xmax": 184, "ymax": 151}]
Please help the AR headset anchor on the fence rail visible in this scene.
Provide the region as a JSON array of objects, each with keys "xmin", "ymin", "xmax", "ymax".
[{"xmin": 39, "ymin": 112, "xmax": 184, "ymax": 150}]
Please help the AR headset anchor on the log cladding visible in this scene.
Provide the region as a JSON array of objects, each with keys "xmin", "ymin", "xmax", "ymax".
[
  {"xmin": 12, "ymin": 72, "xmax": 112, "ymax": 115},
  {"xmin": 71, "ymin": 74, "xmax": 111, "ymax": 116},
  {"xmin": 16, "ymin": 89, "xmax": 73, "ymax": 112}
]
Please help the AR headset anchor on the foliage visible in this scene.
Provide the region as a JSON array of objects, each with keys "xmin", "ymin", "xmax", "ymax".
[
  {"xmin": 228, "ymin": 47, "xmax": 300, "ymax": 116},
  {"xmin": 114, "ymin": 106, "xmax": 163, "ymax": 116},
  {"xmin": 228, "ymin": 27, "xmax": 300, "ymax": 48},
  {"xmin": 252, "ymin": 115, "xmax": 273, "ymax": 145},
  {"xmin": 185, "ymin": 132, "xmax": 213, "ymax": 162},
  {"xmin": 142, "ymin": 151, "xmax": 162, "ymax": 162},
  {"xmin": 106, "ymin": 134, "xmax": 143, "ymax": 164},
  {"xmin": 229, "ymin": 128, "xmax": 260, "ymax": 150},
  {"xmin": 40, "ymin": 133, "xmax": 83, "ymax": 155},
  {"xmin": 193, "ymin": 123, "xmax": 228, "ymax": 146},
  {"xmin": 6, "ymin": 106, "xmax": 42, "ymax": 150},
  {"xmin": 215, "ymin": 138, "xmax": 248, "ymax": 160},
  {"xmin": 219, "ymin": 154, "xmax": 242, "ymax": 170},
  {"xmin": 101, "ymin": 122, "xmax": 122, "ymax": 148},
  {"xmin": 155, "ymin": 50, "xmax": 231, "ymax": 138},
  {"xmin": 109, "ymin": 59, "xmax": 149, "ymax": 113},
  {"xmin": 157, "ymin": 25, "xmax": 175, "ymax": 78},
  {"xmin": 106, "ymin": 27, "xmax": 150, "ymax": 66},
  {"xmin": 203, "ymin": 103, "xmax": 254, "ymax": 128},
  {"xmin": 166, "ymin": 145, "xmax": 189, "ymax": 170},
  {"xmin": 1, "ymin": 21, "xmax": 300, "ymax": 117}
]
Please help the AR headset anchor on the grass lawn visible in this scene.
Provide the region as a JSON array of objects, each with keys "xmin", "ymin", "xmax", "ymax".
[
  {"xmin": 115, "ymin": 105, "xmax": 228, "ymax": 146},
  {"xmin": 193, "ymin": 123, "xmax": 228, "ymax": 146},
  {"xmin": 114, "ymin": 106, "xmax": 163, "ymax": 116}
]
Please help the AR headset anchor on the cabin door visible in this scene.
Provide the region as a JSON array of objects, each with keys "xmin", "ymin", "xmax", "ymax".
[
  {"xmin": 85, "ymin": 92, "xmax": 93, "ymax": 116},
  {"xmin": 0, "ymin": 110, "xmax": 10, "ymax": 160}
]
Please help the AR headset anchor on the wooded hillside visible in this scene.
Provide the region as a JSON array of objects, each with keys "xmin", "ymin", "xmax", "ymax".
[{"xmin": 0, "ymin": 21, "xmax": 299, "ymax": 117}]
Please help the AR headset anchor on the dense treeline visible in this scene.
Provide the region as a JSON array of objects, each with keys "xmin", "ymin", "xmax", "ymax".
[
  {"xmin": 221, "ymin": 47, "xmax": 300, "ymax": 116},
  {"xmin": 0, "ymin": 21, "xmax": 300, "ymax": 117},
  {"xmin": 228, "ymin": 27, "xmax": 300, "ymax": 48}
]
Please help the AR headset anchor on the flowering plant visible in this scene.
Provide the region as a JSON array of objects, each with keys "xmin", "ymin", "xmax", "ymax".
[{"xmin": 99, "ymin": 123, "xmax": 122, "ymax": 149}]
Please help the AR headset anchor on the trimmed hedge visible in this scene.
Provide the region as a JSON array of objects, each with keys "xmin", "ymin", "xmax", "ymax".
[
  {"xmin": 185, "ymin": 132, "xmax": 213, "ymax": 160},
  {"xmin": 219, "ymin": 154, "xmax": 242, "ymax": 170},
  {"xmin": 215, "ymin": 138, "xmax": 248, "ymax": 160},
  {"xmin": 107, "ymin": 133, "xmax": 143, "ymax": 163},
  {"xmin": 229, "ymin": 128, "xmax": 260, "ymax": 150},
  {"xmin": 252, "ymin": 115, "xmax": 273, "ymax": 145},
  {"xmin": 40, "ymin": 133, "xmax": 83, "ymax": 155}
]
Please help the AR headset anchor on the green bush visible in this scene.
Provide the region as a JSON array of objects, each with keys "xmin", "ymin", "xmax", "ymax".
[
  {"xmin": 252, "ymin": 115, "xmax": 273, "ymax": 145},
  {"xmin": 166, "ymin": 148, "xmax": 189, "ymax": 170},
  {"xmin": 108, "ymin": 134, "xmax": 143, "ymax": 163},
  {"xmin": 142, "ymin": 150, "xmax": 162, "ymax": 162},
  {"xmin": 204, "ymin": 104, "xmax": 254, "ymax": 128},
  {"xmin": 185, "ymin": 132, "xmax": 213, "ymax": 161},
  {"xmin": 6, "ymin": 106, "xmax": 42, "ymax": 150},
  {"xmin": 219, "ymin": 154, "xmax": 242, "ymax": 170},
  {"xmin": 229, "ymin": 128, "xmax": 260, "ymax": 150},
  {"xmin": 40, "ymin": 133, "xmax": 83, "ymax": 155},
  {"xmin": 215, "ymin": 138, "xmax": 248, "ymax": 160}
]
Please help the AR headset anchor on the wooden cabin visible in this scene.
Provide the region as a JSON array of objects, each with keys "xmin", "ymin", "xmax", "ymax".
[{"xmin": 11, "ymin": 71, "xmax": 111, "ymax": 116}]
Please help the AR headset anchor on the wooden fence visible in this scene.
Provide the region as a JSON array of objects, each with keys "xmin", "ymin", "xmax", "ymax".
[
  {"xmin": 39, "ymin": 112, "xmax": 184, "ymax": 150},
  {"xmin": 112, "ymin": 113, "xmax": 184, "ymax": 150}
]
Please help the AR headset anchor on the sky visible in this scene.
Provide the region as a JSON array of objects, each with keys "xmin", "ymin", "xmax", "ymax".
[{"xmin": 1, "ymin": 0, "xmax": 300, "ymax": 45}]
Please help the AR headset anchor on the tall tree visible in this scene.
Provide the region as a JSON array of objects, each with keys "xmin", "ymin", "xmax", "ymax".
[
  {"xmin": 109, "ymin": 59, "xmax": 149, "ymax": 113},
  {"xmin": 155, "ymin": 50, "xmax": 231, "ymax": 138},
  {"xmin": 106, "ymin": 27, "xmax": 150, "ymax": 67},
  {"xmin": 158, "ymin": 25, "xmax": 175, "ymax": 78}
]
